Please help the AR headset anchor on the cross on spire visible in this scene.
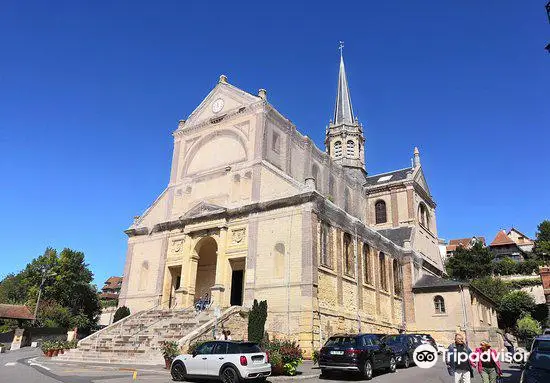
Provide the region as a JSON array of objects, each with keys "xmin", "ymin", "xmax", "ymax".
[{"xmin": 338, "ymin": 41, "xmax": 344, "ymax": 57}]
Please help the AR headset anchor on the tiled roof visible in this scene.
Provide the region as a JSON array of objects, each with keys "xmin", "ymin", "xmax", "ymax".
[
  {"xmin": 446, "ymin": 237, "xmax": 486, "ymax": 252},
  {"xmin": 364, "ymin": 168, "xmax": 412, "ymax": 187},
  {"xmin": 490, "ymin": 230, "xmax": 516, "ymax": 247},
  {"xmin": 102, "ymin": 276, "xmax": 123, "ymax": 290},
  {"xmin": 377, "ymin": 227, "xmax": 413, "ymax": 248},
  {"xmin": 0, "ymin": 304, "xmax": 35, "ymax": 320}
]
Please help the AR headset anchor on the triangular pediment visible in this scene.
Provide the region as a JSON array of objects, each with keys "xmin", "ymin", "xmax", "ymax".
[
  {"xmin": 414, "ymin": 168, "xmax": 431, "ymax": 196},
  {"xmin": 181, "ymin": 201, "xmax": 227, "ymax": 220},
  {"xmin": 184, "ymin": 80, "xmax": 261, "ymax": 127}
]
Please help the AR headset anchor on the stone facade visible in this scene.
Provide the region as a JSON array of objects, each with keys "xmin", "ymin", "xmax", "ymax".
[{"xmin": 118, "ymin": 56, "xmax": 446, "ymax": 355}]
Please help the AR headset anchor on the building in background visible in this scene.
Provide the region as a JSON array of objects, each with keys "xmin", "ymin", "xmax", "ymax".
[
  {"xmin": 490, "ymin": 230, "xmax": 524, "ymax": 261},
  {"xmin": 507, "ymin": 228, "xmax": 534, "ymax": 253},
  {"xmin": 99, "ymin": 276, "xmax": 123, "ymax": 303},
  {"xmin": 445, "ymin": 236, "xmax": 486, "ymax": 258}
]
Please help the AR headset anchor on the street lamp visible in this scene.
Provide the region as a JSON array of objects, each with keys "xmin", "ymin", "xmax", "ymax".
[{"xmin": 32, "ymin": 267, "xmax": 57, "ymax": 325}]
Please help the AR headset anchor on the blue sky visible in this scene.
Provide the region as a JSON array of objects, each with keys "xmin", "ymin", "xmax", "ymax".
[{"xmin": 1, "ymin": 1, "xmax": 548, "ymax": 286}]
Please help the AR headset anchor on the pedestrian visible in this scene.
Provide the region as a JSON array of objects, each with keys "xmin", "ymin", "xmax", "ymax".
[
  {"xmin": 216, "ymin": 329, "xmax": 226, "ymax": 340},
  {"xmin": 503, "ymin": 331, "xmax": 516, "ymax": 356},
  {"xmin": 225, "ymin": 330, "xmax": 232, "ymax": 341},
  {"xmin": 472, "ymin": 340, "xmax": 502, "ymax": 383},
  {"xmin": 446, "ymin": 333, "xmax": 474, "ymax": 383}
]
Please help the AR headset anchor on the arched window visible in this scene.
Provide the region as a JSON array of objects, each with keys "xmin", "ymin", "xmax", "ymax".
[
  {"xmin": 375, "ymin": 200, "xmax": 387, "ymax": 224},
  {"xmin": 334, "ymin": 141, "xmax": 342, "ymax": 158},
  {"xmin": 274, "ymin": 243, "xmax": 285, "ymax": 278},
  {"xmin": 346, "ymin": 140, "xmax": 355, "ymax": 157},
  {"xmin": 393, "ymin": 259, "xmax": 402, "ymax": 296},
  {"xmin": 138, "ymin": 261, "xmax": 149, "ymax": 291},
  {"xmin": 434, "ymin": 295, "xmax": 446, "ymax": 314},
  {"xmin": 379, "ymin": 252, "xmax": 387, "ymax": 291},
  {"xmin": 363, "ymin": 244, "xmax": 372, "ymax": 285},
  {"xmin": 320, "ymin": 223, "xmax": 330, "ymax": 267},
  {"xmin": 419, "ymin": 202, "xmax": 429, "ymax": 228},
  {"xmin": 343, "ymin": 233, "xmax": 354, "ymax": 277}
]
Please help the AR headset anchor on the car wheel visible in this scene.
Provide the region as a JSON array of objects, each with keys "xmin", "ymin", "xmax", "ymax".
[
  {"xmin": 170, "ymin": 361, "xmax": 187, "ymax": 381},
  {"xmin": 388, "ymin": 356, "xmax": 397, "ymax": 373},
  {"xmin": 221, "ymin": 366, "xmax": 240, "ymax": 383},
  {"xmin": 403, "ymin": 354, "xmax": 410, "ymax": 368},
  {"xmin": 362, "ymin": 360, "xmax": 373, "ymax": 380}
]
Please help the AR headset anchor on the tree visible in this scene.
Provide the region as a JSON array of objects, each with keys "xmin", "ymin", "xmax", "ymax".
[
  {"xmin": 499, "ymin": 290, "xmax": 536, "ymax": 329},
  {"xmin": 471, "ymin": 277, "xmax": 511, "ymax": 305},
  {"xmin": 248, "ymin": 299, "xmax": 268, "ymax": 343},
  {"xmin": 533, "ymin": 220, "xmax": 550, "ymax": 264},
  {"xmin": 0, "ymin": 247, "xmax": 100, "ymax": 331},
  {"xmin": 446, "ymin": 242, "xmax": 494, "ymax": 281},
  {"xmin": 113, "ymin": 306, "xmax": 131, "ymax": 323},
  {"xmin": 532, "ymin": 303, "xmax": 549, "ymax": 327},
  {"xmin": 494, "ymin": 258, "xmax": 518, "ymax": 276},
  {"xmin": 516, "ymin": 314, "xmax": 542, "ymax": 340}
]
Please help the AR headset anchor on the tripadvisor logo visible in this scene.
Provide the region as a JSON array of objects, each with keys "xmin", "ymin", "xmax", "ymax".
[{"xmin": 413, "ymin": 344, "xmax": 438, "ymax": 369}]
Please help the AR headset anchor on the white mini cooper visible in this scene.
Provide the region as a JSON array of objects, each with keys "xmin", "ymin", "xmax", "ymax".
[{"xmin": 171, "ymin": 341, "xmax": 271, "ymax": 383}]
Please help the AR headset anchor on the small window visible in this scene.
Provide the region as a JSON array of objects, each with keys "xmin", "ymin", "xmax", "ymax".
[
  {"xmin": 344, "ymin": 233, "xmax": 355, "ymax": 277},
  {"xmin": 419, "ymin": 203, "xmax": 429, "ymax": 228},
  {"xmin": 320, "ymin": 223, "xmax": 330, "ymax": 267},
  {"xmin": 434, "ymin": 296, "xmax": 446, "ymax": 314},
  {"xmin": 363, "ymin": 244, "xmax": 372, "ymax": 285},
  {"xmin": 375, "ymin": 200, "xmax": 387, "ymax": 224},
  {"xmin": 346, "ymin": 140, "xmax": 355, "ymax": 157},
  {"xmin": 272, "ymin": 131, "xmax": 280, "ymax": 153},
  {"xmin": 379, "ymin": 252, "xmax": 387, "ymax": 291},
  {"xmin": 334, "ymin": 141, "xmax": 342, "ymax": 158}
]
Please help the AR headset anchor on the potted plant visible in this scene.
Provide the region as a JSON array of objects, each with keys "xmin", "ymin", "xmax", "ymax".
[
  {"xmin": 161, "ymin": 341, "xmax": 179, "ymax": 369},
  {"xmin": 41, "ymin": 341, "xmax": 52, "ymax": 357},
  {"xmin": 0, "ymin": 343, "xmax": 5, "ymax": 353},
  {"xmin": 269, "ymin": 350, "xmax": 283, "ymax": 375}
]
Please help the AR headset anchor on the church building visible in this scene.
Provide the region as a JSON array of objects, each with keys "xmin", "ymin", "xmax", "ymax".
[{"xmin": 118, "ymin": 52, "xmax": 446, "ymax": 353}]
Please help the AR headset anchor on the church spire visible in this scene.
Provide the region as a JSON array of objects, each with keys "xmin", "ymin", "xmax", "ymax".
[{"xmin": 333, "ymin": 42, "xmax": 355, "ymax": 125}]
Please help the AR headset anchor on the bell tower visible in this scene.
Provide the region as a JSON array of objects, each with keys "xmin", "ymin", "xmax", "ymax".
[{"xmin": 325, "ymin": 43, "xmax": 366, "ymax": 173}]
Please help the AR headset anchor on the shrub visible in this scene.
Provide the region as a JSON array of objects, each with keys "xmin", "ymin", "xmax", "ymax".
[
  {"xmin": 161, "ymin": 341, "xmax": 179, "ymax": 360},
  {"xmin": 312, "ymin": 349, "xmax": 320, "ymax": 365},
  {"xmin": 494, "ymin": 258, "xmax": 518, "ymax": 276},
  {"xmin": 517, "ymin": 314, "xmax": 542, "ymax": 340},
  {"xmin": 113, "ymin": 306, "xmax": 130, "ymax": 323},
  {"xmin": 264, "ymin": 339, "xmax": 303, "ymax": 376},
  {"xmin": 269, "ymin": 350, "xmax": 282, "ymax": 367},
  {"xmin": 248, "ymin": 300, "xmax": 268, "ymax": 344},
  {"xmin": 67, "ymin": 340, "xmax": 78, "ymax": 349}
]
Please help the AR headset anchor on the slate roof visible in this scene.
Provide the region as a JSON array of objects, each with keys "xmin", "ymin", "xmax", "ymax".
[
  {"xmin": 377, "ymin": 227, "xmax": 413, "ymax": 248},
  {"xmin": 413, "ymin": 274, "xmax": 464, "ymax": 290},
  {"xmin": 364, "ymin": 168, "xmax": 412, "ymax": 187},
  {"xmin": 490, "ymin": 230, "xmax": 516, "ymax": 247},
  {"xmin": 0, "ymin": 304, "xmax": 35, "ymax": 320}
]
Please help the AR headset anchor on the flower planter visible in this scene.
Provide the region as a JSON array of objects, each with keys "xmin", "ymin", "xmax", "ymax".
[
  {"xmin": 164, "ymin": 357, "xmax": 173, "ymax": 370},
  {"xmin": 271, "ymin": 363, "xmax": 284, "ymax": 376},
  {"xmin": 52, "ymin": 350, "xmax": 59, "ymax": 357},
  {"xmin": 46, "ymin": 350, "xmax": 53, "ymax": 357},
  {"xmin": 59, "ymin": 349, "xmax": 64, "ymax": 355}
]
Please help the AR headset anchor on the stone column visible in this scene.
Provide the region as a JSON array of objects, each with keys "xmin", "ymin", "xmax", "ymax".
[
  {"xmin": 401, "ymin": 254, "xmax": 416, "ymax": 327},
  {"xmin": 211, "ymin": 229, "xmax": 228, "ymax": 308}
]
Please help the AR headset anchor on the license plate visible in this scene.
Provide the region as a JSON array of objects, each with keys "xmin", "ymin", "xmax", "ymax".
[{"xmin": 330, "ymin": 351, "xmax": 344, "ymax": 355}]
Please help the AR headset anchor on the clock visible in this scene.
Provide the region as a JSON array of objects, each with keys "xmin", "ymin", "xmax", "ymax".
[{"xmin": 212, "ymin": 98, "xmax": 224, "ymax": 113}]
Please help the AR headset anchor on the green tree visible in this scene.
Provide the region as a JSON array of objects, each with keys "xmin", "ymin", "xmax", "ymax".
[
  {"xmin": 113, "ymin": 306, "xmax": 131, "ymax": 323},
  {"xmin": 532, "ymin": 303, "xmax": 549, "ymax": 327},
  {"xmin": 446, "ymin": 242, "xmax": 494, "ymax": 281},
  {"xmin": 248, "ymin": 299, "xmax": 268, "ymax": 343},
  {"xmin": 499, "ymin": 290, "xmax": 536, "ymax": 329},
  {"xmin": 471, "ymin": 277, "xmax": 511, "ymax": 305},
  {"xmin": 494, "ymin": 257, "xmax": 518, "ymax": 276},
  {"xmin": 533, "ymin": 220, "xmax": 550, "ymax": 264},
  {"xmin": 517, "ymin": 314, "xmax": 542, "ymax": 340},
  {"xmin": 0, "ymin": 247, "xmax": 100, "ymax": 331}
]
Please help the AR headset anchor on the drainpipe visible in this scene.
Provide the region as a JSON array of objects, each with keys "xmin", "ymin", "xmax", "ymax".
[{"xmin": 460, "ymin": 285, "xmax": 469, "ymax": 345}]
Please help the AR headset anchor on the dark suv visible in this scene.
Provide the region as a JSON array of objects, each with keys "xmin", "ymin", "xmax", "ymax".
[
  {"xmin": 521, "ymin": 336, "xmax": 550, "ymax": 383},
  {"xmin": 381, "ymin": 334, "xmax": 419, "ymax": 368},
  {"xmin": 319, "ymin": 334, "xmax": 397, "ymax": 380}
]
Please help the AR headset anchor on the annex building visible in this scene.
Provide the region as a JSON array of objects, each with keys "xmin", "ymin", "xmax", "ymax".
[{"xmin": 118, "ymin": 52, "xmax": 488, "ymax": 353}]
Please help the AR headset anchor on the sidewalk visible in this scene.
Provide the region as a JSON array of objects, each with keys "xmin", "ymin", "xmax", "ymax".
[{"xmin": 36, "ymin": 356, "xmax": 319, "ymax": 380}]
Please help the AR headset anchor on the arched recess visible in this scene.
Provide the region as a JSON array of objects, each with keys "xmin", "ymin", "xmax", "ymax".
[
  {"xmin": 138, "ymin": 261, "xmax": 149, "ymax": 291},
  {"xmin": 273, "ymin": 242, "xmax": 285, "ymax": 279},
  {"xmin": 375, "ymin": 200, "xmax": 387, "ymax": 224},
  {"xmin": 418, "ymin": 202, "xmax": 430, "ymax": 229},
  {"xmin": 194, "ymin": 236, "xmax": 218, "ymax": 302},
  {"xmin": 182, "ymin": 130, "xmax": 248, "ymax": 176}
]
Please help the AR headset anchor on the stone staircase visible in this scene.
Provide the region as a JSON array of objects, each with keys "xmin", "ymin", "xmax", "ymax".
[{"xmin": 54, "ymin": 306, "xmax": 212, "ymax": 365}]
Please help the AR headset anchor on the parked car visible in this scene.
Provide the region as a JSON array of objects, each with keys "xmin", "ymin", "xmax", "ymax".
[
  {"xmin": 381, "ymin": 334, "xmax": 419, "ymax": 368},
  {"xmin": 520, "ymin": 336, "xmax": 550, "ymax": 383},
  {"xmin": 319, "ymin": 333, "xmax": 397, "ymax": 380},
  {"xmin": 411, "ymin": 333, "xmax": 437, "ymax": 350},
  {"xmin": 170, "ymin": 341, "xmax": 271, "ymax": 383}
]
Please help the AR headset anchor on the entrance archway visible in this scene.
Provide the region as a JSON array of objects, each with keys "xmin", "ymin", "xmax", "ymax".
[{"xmin": 194, "ymin": 237, "xmax": 217, "ymax": 304}]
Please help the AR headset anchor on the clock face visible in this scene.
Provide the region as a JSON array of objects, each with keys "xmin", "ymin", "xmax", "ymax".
[{"xmin": 212, "ymin": 98, "xmax": 224, "ymax": 113}]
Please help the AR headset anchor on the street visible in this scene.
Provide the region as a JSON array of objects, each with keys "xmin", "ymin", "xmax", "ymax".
[{"xmin": 0, "ymin": 348, "xmax": 523, "ymax": 383}]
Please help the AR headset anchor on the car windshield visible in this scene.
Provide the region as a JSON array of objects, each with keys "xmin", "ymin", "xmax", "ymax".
[
  {"xmin": 383, "ymin": 335, "xmax": 403, "ymax": 345},
  {"xmin": 325, "ymin": 336, "xmax": 357, "ymax": 347}
]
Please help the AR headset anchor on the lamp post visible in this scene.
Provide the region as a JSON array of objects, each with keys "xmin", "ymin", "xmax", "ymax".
[{"xmin": 32, "ymin": 267, "xmax": 57, "ymax": 325}]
